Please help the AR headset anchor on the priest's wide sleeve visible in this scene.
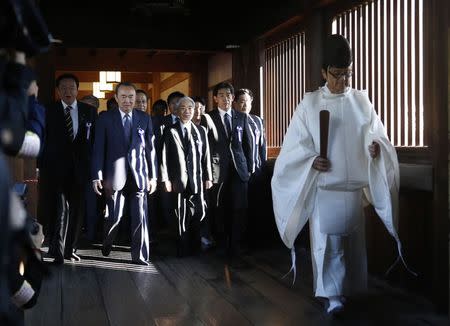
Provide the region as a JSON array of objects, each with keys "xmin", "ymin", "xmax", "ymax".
[{"xmin": 271, "ymin": 101, "xmax": 320, "ymax": 249}]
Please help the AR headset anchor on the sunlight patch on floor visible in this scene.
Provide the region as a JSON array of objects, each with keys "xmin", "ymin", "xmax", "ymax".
[{"xmin": 42, "ymin": 246, "xmax": 159, "ymax": 274}]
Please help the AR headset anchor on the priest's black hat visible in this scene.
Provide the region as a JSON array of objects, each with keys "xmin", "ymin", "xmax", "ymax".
[{"xmin": 322, "ymin": 34, "xmax": 352, "ymax": 70}]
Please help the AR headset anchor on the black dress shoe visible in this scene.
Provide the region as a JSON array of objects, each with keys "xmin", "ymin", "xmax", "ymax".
[
  {"xmin": 44, "ymin": 251, "xmax": 55, "ymax": 259},
  {"xmin": 51, "ymin": 256, "xmax": 64, "ymax": 265},
  {"xmin": 132, "ymin": 259, "xmax": 149, "ymax": 266},
  {"xmin": 102, "ymin": 244, "xmax": 112, "ymax": 257},
  {"xmin": 65, "ymin": 252, "xmax": 81, "ymax": 262},
  {"xmin": 46, "ymin": 247, "xmax": 56, "ymax": 258}
]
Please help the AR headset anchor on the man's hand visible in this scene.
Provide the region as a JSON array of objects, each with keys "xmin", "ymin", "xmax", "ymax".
[
  {"xmin": 312, "ymin": 156, "xmax": 331, "ymax": 172},
  {"xmin": 147, "ymin": 179, "xmax": 157, "ymax": 194},
  {"xmin": 368, "ymin": 141, "xmax": 380, "ymax": 158},
  {"xmin": 93, "ymin": 180, "xmax": 103, "ymax": 195},
  {"xmin": 204, "ymin": 180, "xmax": 213, "ymax": 190},
  {"xmin": 164, "ymin": 181, "xmax": 172, "ymax": 192},
  {"xmin": 27, "ymin": 80, "xmax": 38, "ymax": 97},
  {"xmin": 13, "ymin": 51, "xmax": 26, "ymax": 65}
]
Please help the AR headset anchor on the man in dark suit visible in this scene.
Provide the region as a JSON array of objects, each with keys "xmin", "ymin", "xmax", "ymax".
[
  {"xmin": 155, "ymin": 91, "xmax": 185, "ymax": 165},
  {"xmin": 192, "ymin": 96, "xmax": 215, "ymax": 250},
  {"xmin": 233, "ymin": 88, "xmax": 268, "ymax": 248},
  {"xmin": 39, "ymin": 73, "xmax": 97, "ymax": 264},
  {"xmin": 233, "ymin": 88, "xmax": 267, "ymax": 174},
  {"xmin": 160, "ymin": 96, "xmax": 212, "ymax": 256},
  {"xmin": 204, "ymin": 82, "xmax": 253, "ymax": 259},
  {"xmin": 154, "ymin": 91, "xmax": 184, "ymax": 240},
  {"xmin": 92, "ymin": 82, "xmax": 157, "ymax": 265}
]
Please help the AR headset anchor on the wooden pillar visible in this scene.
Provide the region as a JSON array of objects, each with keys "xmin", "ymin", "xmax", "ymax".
[
  {"xmin": 425, "ymin": 0, "xmax": 449, "ymax": 313},
  {"xmin": 190, "ymin": 60, "xmax": 208, "ymax": 99},
  {"xmin": 304, "ymin": 10, "xmax": 328, "ymax": 92},
  {"xmin": 152, "ymin": 72, "xmax": 161, "ymax": 104},
  {"xmin": 232, "ymin": 41, "xmax": 261, "ymax": 116}
]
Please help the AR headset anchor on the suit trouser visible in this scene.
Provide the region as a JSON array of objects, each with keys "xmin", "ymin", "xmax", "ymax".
[
  {"xmin": 199, "ymin": 189, "xmax": 212, "ymax": 239},
  {"xmin": 49, "ymin": 176, "xmax": 84, "ymax": 259},
  {"xmin": 246, "ymin": 168, "xmax": 265, "ymax": 246},
  {"xmin": 147, "ymin": 183, "xmax": 169, "ymax": 243},
  {"xmin": 159, "ymin": 184, "xmax": 177, "ymax": 229},
  {"xmin": 103, "ymin": 176, "xmax": 149, "ymax": 262},
  {"xmin": 174, "ymin": 191, "xmax": 204, "ymax": 256},
  {"xmin": 37, "ymin": 175, "xmax": 53, "ymax": 240},
  {"xmin": 211, "ymin": 167, "xmax": 248, "ymax": 256},
  {"xmin": 85, "ymin": 182, "xmax": 100, "ymax": 241}
]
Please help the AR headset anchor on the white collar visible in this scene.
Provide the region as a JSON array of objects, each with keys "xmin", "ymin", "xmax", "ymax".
[
  {"xmin": 320, "ymin": 83, "xmax": 351, "ymax": 99},
  {"xmin": 218, "ymin": 107, "xmax": 232, "ymax": 118},
  {"xmin": 119, "ymin": 108, "xmax": 133, "ymax": 120},
  {"xmin": 180, "ymin": 120, "xmax": 192, "ymax": 133},
  {"xmin": 62, "ymin": 99, "xmax": 77, "ymax": 110}
]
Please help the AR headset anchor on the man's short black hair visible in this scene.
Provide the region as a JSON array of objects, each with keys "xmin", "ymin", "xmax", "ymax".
[
  {"xmin": 213, "ymin": 82, "xmax": 234, "ymax": 97},
  {"xmin": 56, "ymin": 73, "xmax": 79, "ymax": 89},
  {"xmin": 191, "ymin": 96, "xmax": 206, "ymax": 106},
  {"xmin": 234, "ymin": 88, "xmax": 253, "ymax": 100},
  {"xmin": 167, "ymin": 91, "xmax": 185, "ymax": 105},
  {"xmin": 136, "ymin": 89, "xmax": 148, "ymax": 99}
]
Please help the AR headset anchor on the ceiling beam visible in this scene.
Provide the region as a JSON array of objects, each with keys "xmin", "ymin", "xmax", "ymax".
[
  {"xmin": 160, "ymin": 72, "xmax": 190, "ymax": 92},
  {"xmin": 51, "ymin": 48, "xmax": 209, "ymax": 72},
  {"xmin": 55, "ymin": 71, "xmax": 153, "ymax": 83}
]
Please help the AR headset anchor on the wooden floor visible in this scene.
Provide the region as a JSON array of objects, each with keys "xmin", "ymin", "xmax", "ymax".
[{"xmin": 25, "ymin": 242, "xmax": 450, "ymax": 326}]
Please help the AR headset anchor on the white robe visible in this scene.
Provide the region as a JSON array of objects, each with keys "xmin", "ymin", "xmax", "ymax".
[{"xmin": 271, "ymin": 85, "xmax": 401, "ymax": 298}]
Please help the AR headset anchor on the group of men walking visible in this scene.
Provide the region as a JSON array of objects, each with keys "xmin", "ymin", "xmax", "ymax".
[{"xmin": 38, "ymin": 76, "xmax": 267, "ymax": 266}]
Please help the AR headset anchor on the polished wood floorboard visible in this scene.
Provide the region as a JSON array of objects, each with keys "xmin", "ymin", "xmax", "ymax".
[{"xmin": 25, "ymin": 243, "xmax": 450, "ymax": 326}]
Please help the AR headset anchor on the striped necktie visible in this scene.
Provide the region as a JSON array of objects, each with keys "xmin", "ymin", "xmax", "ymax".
[
  {"xmin": 224, "ymin": 113, "xmax": 232, "ymax": 139},
  {"xmin": 65, "ymin": 106, "xmax": 74, "ymax": 140},
  {"xmin": 123, "ymin": 113, "xmax": 131, "ymax": 145}
]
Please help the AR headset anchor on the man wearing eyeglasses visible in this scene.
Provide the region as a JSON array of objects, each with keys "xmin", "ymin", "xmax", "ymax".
[{"xmin": 272, "ymin": 34, "xmax": 403, "ymax": 315}]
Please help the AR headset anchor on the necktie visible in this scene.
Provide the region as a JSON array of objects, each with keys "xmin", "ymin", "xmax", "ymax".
[
  {"xmin": 183, "ymin": 126, "xmax": 189, "ymax": 149},
  {"xmin": 224, "ymin": 113, "xmax": 232, "ymax": 139},
  {"xmin": 65, "ymin": 106, "xmax": 74, "ymax": 140},
  {"xmin": 123, "ymin": 113, "xmax": 131, "ymax": 145}
]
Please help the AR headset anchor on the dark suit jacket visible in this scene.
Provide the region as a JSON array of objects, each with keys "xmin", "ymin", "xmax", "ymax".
[
  {"xmin": 91, "ymin": 108, "xmax": 157, "ymax": 192},
  {"xmin": 155, "ymin": 114, "xmax": 177, "ymax": 165},
  {"xmin": 248, "ymin": 114, "xmax": 267, "ymax": 172},
  {"xmin": 160, "ymin": 122, "xmax": 212, "ymax": 194},
  {"xmin": 204, "ymin": 109, "xmax": 253, "ymax": 183},
  {"xmin": 40, "ymin": 100, "xmax": 97, "ymax": 186}
]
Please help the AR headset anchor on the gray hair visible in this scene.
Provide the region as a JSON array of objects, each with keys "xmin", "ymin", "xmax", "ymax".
[
  {"xmin": 80, "ymin": 94, "xmax": 100, "ymax": 109},
  {"xmin": 175, "ymin": 96, "xmax": 195, "ymax": 111}
]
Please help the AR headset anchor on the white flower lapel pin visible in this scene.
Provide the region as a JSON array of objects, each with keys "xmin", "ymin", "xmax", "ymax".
[
  {"xmin": 236, "ymin": 126, "xmax": 243, "ymax": 142},
  {"xmin": 86, "ymin": 122, "xmax": 92, "ymax": 140},
  {"xmin": 138, "ymin": 127, "xmax": 145, "ymax": 144}
]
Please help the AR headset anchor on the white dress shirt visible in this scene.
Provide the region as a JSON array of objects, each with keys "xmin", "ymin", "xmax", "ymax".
[
  {"xmin": 180, "ymin": 120, "xmax": 192, "ymax": 139},
  {"xmin": 171, "ymin": 114, "xmax": 179, "ymax": 124},
  {"xmin": 119, "ymin": 109, "xmax": 133, "ymax": 126},
  {"xmin": 218, "ymin": 108, "xmax": 232, "ymax": 136}
]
